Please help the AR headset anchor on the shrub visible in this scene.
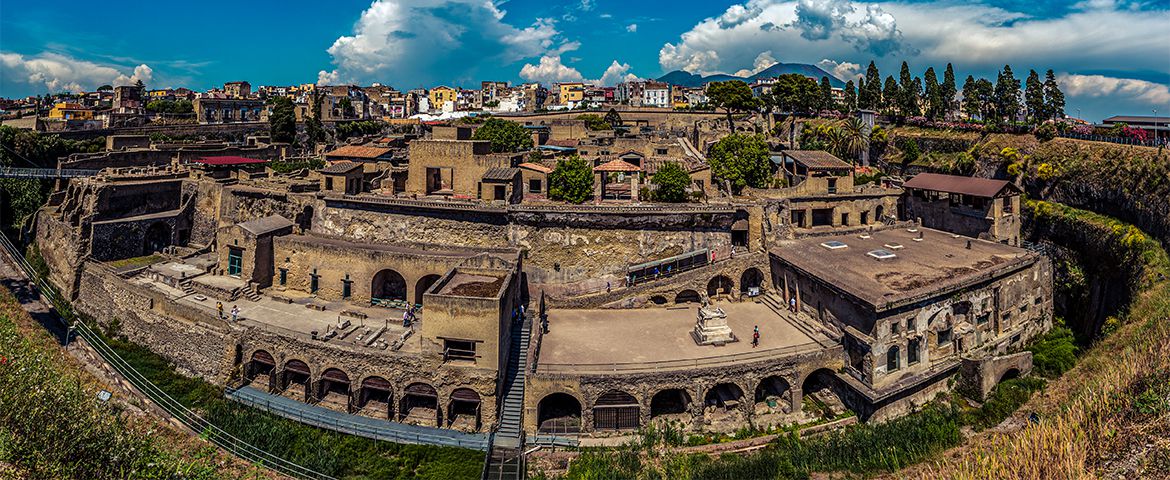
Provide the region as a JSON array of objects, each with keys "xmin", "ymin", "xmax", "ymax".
[
  {"xmin": 651, "ymin": 161, "xmax": 692, "ymax": 202},
  {"xmin": 471, "ymin": 118, "xmax": 533, "ymax": 153},
  {"xmin": 1033, "ymin": 122, "xmax": 1057, "ymax": 142},
  {"xmin": 1027, "ymin": 321, "xmax": 1079, "ymax": 378},
  {"xmin": 548, "ymin": 155, "xmax": 594, "ymax": 204}
]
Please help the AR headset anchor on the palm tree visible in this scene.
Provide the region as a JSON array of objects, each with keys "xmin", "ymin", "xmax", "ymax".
[
  {"xmin": 824, "ymin": 126, "xmax": 845, "ymax": 158},
  {"xmin": 839, "ymin": 117, "xmax": 868, "ymax": 164}
]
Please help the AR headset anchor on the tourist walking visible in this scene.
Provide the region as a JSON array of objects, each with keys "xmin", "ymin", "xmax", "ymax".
[
  {"xmin": 230, "ymin": 305, "xmax": 239, "ymax": 322},
  {"xmin": 752, "ymin": 325, "xmax": 760, "ymax": 348},
  {"xmin": 789, "ymin": 297, "xmax": 797, "ymax": 312},
  {"xmin": 216, "ymin": 302, "xmax": 224, "ymax": 319}
]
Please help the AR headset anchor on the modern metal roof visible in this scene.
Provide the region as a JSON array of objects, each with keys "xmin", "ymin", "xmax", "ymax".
[
  {"xmin": 194, "ymin": 155, "xmax": 268, "ymax": 166},
  {"xmin": 319, "ymin": 161, "xmax": 362, "ymax": 174},
  {"xmin": 783, "ymin": 150, "xmax": 852, "ymax": 170},
  {"xmin": 237, "ymin": 215, "xmax": 294, "ymax": 236},
  {"xmin": 903, "ymin": 173, "xmax": 1021, "ymax": 198},
  {"xmin": 481, "ymin": 167, "xmax": 520, "ymax": 181}
]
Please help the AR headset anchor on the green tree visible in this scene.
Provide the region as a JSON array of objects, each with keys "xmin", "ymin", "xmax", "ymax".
[
  {"xmin": 962, "ymin": 75, "xmax": 980, "ymax": 119},
  {"xmin": 842, "ymin": 80, "xmax": 857, "ymax": 113},
  {"xmin": 603, "ymin": 108, "xmax": 623, "ymax": 128},
  {"xmin": 1043, "ymin": 70, "xmax": 1065, "ymax": 120},
  {"xmin": 819, "ymin": 76, "xmax": 836, "ymax": 113},
  {"xmin": 839, "ymin": 117, "xmax": 867, "ymax": 164},
  {"xmin": 898, "ymin": 61, "xmax": 917, "ymax": 117},
  {"xmin": 941, "ymin": 63, "xmax": 957, "ymax": 118},
  {"xmin": 923, "ymin": 67, "xmax": 944, "ymax": 120},
  {"xmin": 975, "ymin": 78, "xmax": 996, "ymax": 121},
  {"xmin": 994, "ymin": 65, "xmax": 1021, "ymax": 122},
  {"xmin": 337, "ymin": 97, "xmax": 356, "ymax": 118},
  {"xmin": 471, "ymin": 118, "xmax": 533, "ymax": 153},
  {"xmin": 882, "ymin": 76, "xmax": 899, "ymax": 115},
  {"xmin": 768, "ymin": 74, "xmax": 820, "ymax": 115},
  {"xmin": 706, "ymin": 80, "xmax": 757, "ymax": 130},
  {"xmin": 576, "ymin": 114, "xmax": 611, "ymax": 131},
  {"xmin": 1024, "ymin": 69, "xmax": 1045, "ymax": 124},
  {"xmin": 862, "ymin": 61, "xmax": 883, "ymax": 110},
  {"xmin": 651, "ymin": 161, "xmax": 692, "ymax": 202},
  {"xmin": 707, "ymin": 133, "xmax": 770, "ymax": 194},
  {"xmin": 268, "ymin": 97, "xmax": 297, "ymax": 144},
  {"xmin": 856, "ymin": 77, "xmax": 867, "ymax": 110},
  {"xmin": 547, "ymin": 155, "xmax": 594, "ymax": 204}
]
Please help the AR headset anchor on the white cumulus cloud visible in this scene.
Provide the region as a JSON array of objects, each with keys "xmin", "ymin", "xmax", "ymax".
[
  {"xmin": 319, "ymin": 0, "xmax": 570, "ymax": 87},
  {"xmin": 790, "ymin": 0, "xmax": 853, "ymax": 41},
  {"xmin": 1058, "ymin": 74, "xmax": 1170, "ymax": 105},
  {"xmin": 0, "ymin": 51, "xmax": 152, "ymax": 93},
  {"xmin": 518, "ymin": 56, "xmax": 638, "ymax": 86},
  {"xmin": 817, "ymin": 58, "xmax": 861, "ymax": 81},
  {"xmin": 734, "ymin": 51, "xmax": 779, "ymax": 76},
  {"xmin": 626, "ymin": 23, "xmax": 638, "ymax": 33}
]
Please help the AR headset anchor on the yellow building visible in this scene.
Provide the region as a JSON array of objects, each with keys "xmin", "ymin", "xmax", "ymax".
[
  {"xmin": 429, "ymin": 86, "xmax": 457, "ymax": 111},
  {"xmin": 558, "ymin": 82, "xmax": 584, "ymax": 104},
  {"xmin": 48, "ymin": 102, "xmax": 94, "ymax": 121}
]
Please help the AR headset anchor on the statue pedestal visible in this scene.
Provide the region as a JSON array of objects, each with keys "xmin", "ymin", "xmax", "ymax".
[{"xmin": 692, "ymin": 305, "xmax": 737, "ymax": 346}]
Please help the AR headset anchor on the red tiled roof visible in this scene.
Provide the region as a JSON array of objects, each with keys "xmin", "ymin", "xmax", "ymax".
[
  {"xmin": 594, "ymin": 158, "xmax": 642, "ymax": 172},
  {"xmin": 518, "ymin": 162, "xmax": 553, "ymax": 174},
  {"xmin": 324, "ymin": 145, "xmax": 393, "ymax": 159},
  {"xmin": 195, "ymin": 156, "xmax": 268, "ymax": 166}
]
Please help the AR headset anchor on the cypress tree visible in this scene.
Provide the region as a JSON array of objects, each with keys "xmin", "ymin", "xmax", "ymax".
[
  {"xmin": 1043, "ymin": 70, "xmax": 1065, "ymax": 120},
  {"xmin": 993, "ymin": 65, "xmax": 1021, "ymax": 122},
  {"xmin": 1024, "ymin": 69, "xmax": 1045, "ymax": 123},
  {"xmin": 941, "ymin": 63, "xmax": 957, "ymax": 119}
]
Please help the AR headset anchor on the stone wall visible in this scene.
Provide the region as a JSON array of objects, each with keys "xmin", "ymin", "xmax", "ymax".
[
  {"xmin": 74, "ymin": 264, "xmax": 233, "ymax": 382},
  {"xmin": 957, "ymin": 351, "xmax": 1034, "ymax": 401}
]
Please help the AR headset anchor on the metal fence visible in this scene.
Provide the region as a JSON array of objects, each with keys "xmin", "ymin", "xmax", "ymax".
[
  {"xmin": 1058, "ymin": 132, "xmax": 1165, "ymax": 147},
  {"xmin": 228, "ymin": 387, "xmax": 489, "ymax": 450},
  {"xmin": 535, "ymin": 341, "xmax": 823, "ymax": 374},
  {"xmin": 0, "ymin": 167, "xmax": 99, "ymax": 179},
  {"xmin": 0, "ymin": 233, "xmax": 337, "ymax": 480}
]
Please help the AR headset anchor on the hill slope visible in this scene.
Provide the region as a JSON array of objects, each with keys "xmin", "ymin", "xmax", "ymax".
[{"xmin": 658, "ymin": 62, "xmax": 845, "ymax": 88}]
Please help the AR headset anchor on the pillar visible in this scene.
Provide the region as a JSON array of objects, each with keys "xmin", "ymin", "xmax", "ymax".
[
  {"xmin": 630, "ymin": 176, "xmax": 639, "ymax": 202},
  {"xmin": 593, "ymin": 172, "xmax": 603, "ymax": 203},
  {"xmin": 790, "ymin": 375, "xmax": 804, "ymax": 414}
]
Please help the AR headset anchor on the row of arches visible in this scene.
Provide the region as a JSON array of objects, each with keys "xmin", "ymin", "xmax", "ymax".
[
  {"xmin": 647, "ymin": 268, "xmax": 767, "ymax": 306},
  {"xmin": 536, "ymin": 370, "xmax": 845, "ymax": 434},
  {"xmin": 371, "ymin": 270, "xmax": 443, "ymax": 305},
  {"xmin": 245, "ymin": 350, "xmax": 484, "ymax": 431}
]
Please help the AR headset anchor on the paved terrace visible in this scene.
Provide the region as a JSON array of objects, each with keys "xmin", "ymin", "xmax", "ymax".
[
  {"xmin": 129, "ymin": 273, "xmax": 421, "ymax": 353},
  {"xmin": 537, "ymin": 301, "xmax": 829, "ymax": 374}
]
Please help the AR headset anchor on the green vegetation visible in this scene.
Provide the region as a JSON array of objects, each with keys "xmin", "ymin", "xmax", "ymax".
[
  {"xmin": 270, "ymin": 158, "xmax": 325, "ymax": 174},
  {"xmin": 548, "ymin": 155, "xmax": 594, "ymax": 204},
  {"xmin": 1025, "ymin": 322, "xmax": 1079, "ymax": 378},
  {"xmin": 650, "ymin": 161, "xmax": 691, "ymax": 203},
  {"xmin": 705, "ymin": 80, "xmax": 757, "ymax": 130},
  {"xmin": 95, "ymin": 322, "xmax": 484, "ymax": 479},
  {"xmin": 0, "ymin": 291, "xmax": 232, "ymax": 479},
  {"xmin": 268, "ymin": 96, "xmax": 297, "ymax": 144},
  {"xmin": 471, "ymin": 118, "xmax": 533, "ymax": 153},
  {"xmin": 707, "ymin": 133, "xmax": 770, "ymax": 194},
  {"xmin": 0, "ymin": 126, "xmax": 103, "ymax": 230},
  {"xmin": 958, "ymin": 377, "xmax": 1046, "ymax": 431},
  {"xmin": 576, "ymin": 114, "xmax": 611, "ymax": 131},
  {"xmin": 335, "ymin": 120, "xmax": 386, "ymax": 141},
  {"xmin": 145, "ymin": 99, "xmax": 194, "ymax": 115}
]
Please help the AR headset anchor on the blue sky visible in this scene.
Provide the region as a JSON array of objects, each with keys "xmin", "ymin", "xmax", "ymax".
[{"xmin": 2, "ymin": 0, "xmax": 1168, "ymax": 122}]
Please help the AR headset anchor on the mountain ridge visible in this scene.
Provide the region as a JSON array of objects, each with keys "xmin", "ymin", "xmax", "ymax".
[{"xmin": 657, "ymin": 63, "xmax": 845, "ymax": 88}]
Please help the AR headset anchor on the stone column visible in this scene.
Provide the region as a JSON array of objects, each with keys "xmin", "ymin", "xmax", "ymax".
[
  {"xmin": 789, "ymin": 374, "xmax": 804, "ymax": 414},
  {"xmin": 630, "ymin": 176, "xmax": 639, "ymax": 202},
  {"xmin": 593, "ymin": 172, "xmax": 603, "ymax": 203}
]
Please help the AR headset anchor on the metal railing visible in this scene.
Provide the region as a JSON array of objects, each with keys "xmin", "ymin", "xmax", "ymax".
[
  {"xmin": 0, "ymin": 167, "xmax": 99, "ymax": 179},
  {"xmin": 0, "ymin": 233, "xmax": 337, "ymax": 480},
  {"xmin": 535, "ymin": 341, "xmax": 823, "ymax": 374},
  {"xmin": 228, "ymin": 387, "xmax": 489, "ymax": 450}
]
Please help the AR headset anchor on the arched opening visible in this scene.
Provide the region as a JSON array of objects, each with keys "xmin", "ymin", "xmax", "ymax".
[
  {"xmin": 707, "ymin": 275, "xmax": 734, "ymax": 298},
  {"xmin": 675, "ymin": 290, "xmax": 701, "ymax": 304},
  {"xmin": 650, "ymin": 388, "xmax": 692, "ymax": 419},
  {"xmin": 399, "ymin": 383, "xmax": 440, "ymax": 426},
  {"xmin": 754, "ymin": 376, "xmax": 792, "ymax": 416},
  {"xmin": 875, "ymin": 205, "xmax": 885, "ymax": 223},
  {"xmin": 281, "ymin": 359, "xmax": 311, "ymax": 402},
  {"xmin": 1000, "ymin": 368, "xmax": 1020, "ymax": 383},
  {"xmin": 649, "ymin": 295, "xmax": 668, "ymax": 306},
  {"xmin": 143, "ymin": 222, "xmax": 171, "ymax": 256},
  {"xmin": 731, "ymin": 209, "xmax": 750, "ymax": 248},
  {"xmin": 317, "ymin": 368, "xmax": 351, "ymax": 411},
  {"xmin": 415, "ymin": 274, "xmax": 442, "ymax": 306},
  {"xmin": 357, "ymin": 376, "xmax": 393, "ymax": 419},
  {"xmin": 537, "ymin": 392, "xmax": 582, "ymax": 434},
  {"xmin": 372, "ymin": 269, "xmax": 407, "ymax": 303},
  {"xmin": 801, "ymin": 369, "xmax": 850, "ymax": 421},
  {"xmin": 740, "ymin": 268, "xmax": 764, "ymax": 295},
  {"xmin": 447, "ymin": 388, "xmax": 482, "ymax": 432},
  {"xmin": 593, "ymin": 390, "xmax": 640, "ymax": 431},
  {"xmin": 703, "ymin": 383, "xmax": 745, "ymax": 428},
  {"xmin": 245, "ymin": 350, "xmax": 275, "ymax": 388}
]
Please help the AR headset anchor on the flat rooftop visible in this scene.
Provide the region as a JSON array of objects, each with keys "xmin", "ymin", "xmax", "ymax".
[
  {"xmin": 771, "ymin": 227, "xmax": 1035, "ymax": 310},
  {"xmin": 435, "ymin": 272, "xmax": 506, "ymax": 298},
  {"xmin": 538, "ymin": 301, "xmax": 825, "ymax": 374}
]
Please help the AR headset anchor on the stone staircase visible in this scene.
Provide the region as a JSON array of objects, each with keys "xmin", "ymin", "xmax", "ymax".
[
  {"xmin": 482, "ymin": 315, "xmax": 531, "ymax": 479},
  {"xmin": 758, "ymin": 292, "xmax": 836, "ymax": 346},
  {"xmin": 180, "ymin": 279, "xmax": 195, "ymax": 296},
  {"xmin": 240, "ymin": 284, "xmax": 262, "ymax": 302}
]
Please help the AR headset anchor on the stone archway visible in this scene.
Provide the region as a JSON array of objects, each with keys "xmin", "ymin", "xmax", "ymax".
[
  {"xmin": 316, "ymin": 368, "xmax": 351, "ymax": 411},
  {"xmin": 281, "ymin": 359, "xmax": 312, "ymax": 402},
  {"xmin": 357, "ymin": 376, "xmax": 393, "ymax": 419},
  {"xmin": 675, "ymin": 289, "xmax": 701, "ymax": 304},
  {"xmin": 399, "ymin": 383, "xmax": 440, "ymax": 427},
  {"xmin": 707, "ymin": 275, "xmax": 734, "ymax": 298},
  {"xmin": 447, "ymin": 388, "xmax": 482, "ymax": 432},
  {"xmin": 245, "ymin": 349, "xmax": 275, "ymax": 389},
  {"xmin": 650, "ymin": 388, "xmax": 692, "ymax": 420},
  {"xmin": 537, "ymin": 392, "xmax": 582, "ymax": 434},
  {"xmin": 754, "ymin": 376, "xmax": 793, "ymax": 423},
  {"xmin": 703, "ymin": 383, "xmax": 745, "ymax": 431},
  {"xmin": 593, "ymin": 390, "xmax": 640, "ymax": 431},
  {"xmin": 800, "ymin": 369, "xmax": 852, "ymax": 421},
  {"xmin": 372, "ymin": 269, "xmax": 408, "ymax": 302},
  {"xmin": 740, "ymin": 267, "xmax": 764, "ymax": 295},
  {"xmin": 415, "ymin": 274, "xmax": 442, "ymax": 306}
]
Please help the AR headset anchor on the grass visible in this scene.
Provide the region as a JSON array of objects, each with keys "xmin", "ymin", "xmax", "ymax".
[
  {"xmin": 912, "ymin": 202, "xmax": 1170, "ymax": 479},
  {"xmin": 108, "ymin": 253, "xmax": 164, "ymax": 269},
  {"xmin": 0, "ymin": 288, "xmax": 249, "ymax": 479},
  {"xmin": 95, "ymin": 324, "xmax": 485, "ymax": 479}
]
